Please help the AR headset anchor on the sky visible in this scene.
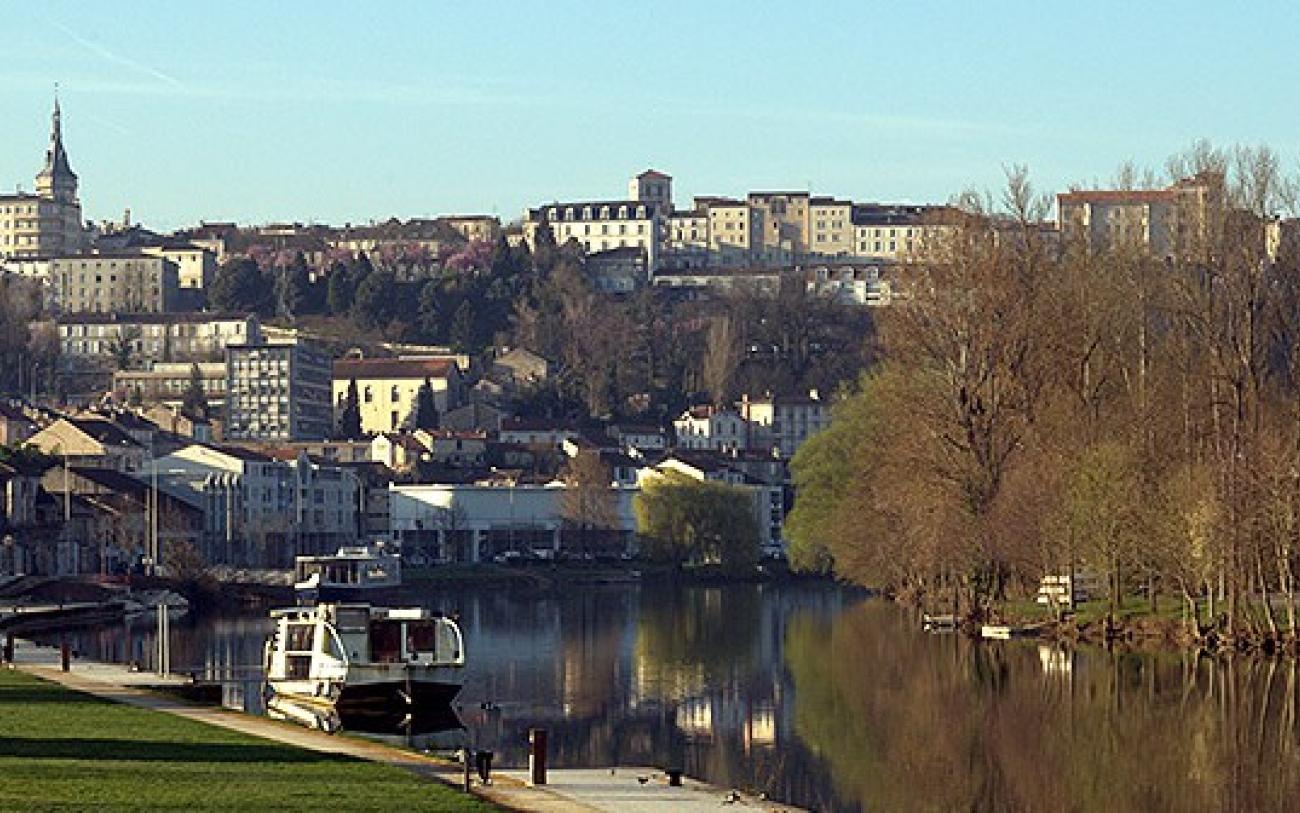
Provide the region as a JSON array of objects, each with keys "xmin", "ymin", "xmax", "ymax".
[{"xmin": 2, "ymin": 1, "xmax": 1299, "ymax": 230}]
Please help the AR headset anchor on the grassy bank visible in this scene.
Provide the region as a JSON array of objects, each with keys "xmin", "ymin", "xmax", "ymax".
[{"xmin": 0, "ymin": 670, "xmax": 493, "ymax": 812}]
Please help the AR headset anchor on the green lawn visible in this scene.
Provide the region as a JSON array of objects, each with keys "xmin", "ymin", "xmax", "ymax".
[{"xmin": 0, "ymin": 669, "xmax": 494, "ymax": 813}]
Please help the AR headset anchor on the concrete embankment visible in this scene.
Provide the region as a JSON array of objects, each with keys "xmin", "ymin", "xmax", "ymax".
[{"xmin": 9, "ymin": 640, "xmax": 802, "ymax": 812}]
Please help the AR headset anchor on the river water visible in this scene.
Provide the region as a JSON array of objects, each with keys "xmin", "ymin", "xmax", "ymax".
[{"xmin": 39, "ymin": 583, "xmax": 1300, "ymax": 812}]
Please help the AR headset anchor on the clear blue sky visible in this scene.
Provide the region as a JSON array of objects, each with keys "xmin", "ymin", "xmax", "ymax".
[{"xmin": 3, "ymin": 1, "xmax": 1298, "ymax": 230}]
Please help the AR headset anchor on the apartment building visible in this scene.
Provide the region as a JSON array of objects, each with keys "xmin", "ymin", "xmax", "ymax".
[
  {"xmin": 332, "ymin": 356, "xmax": 462, "ymax": 435},
  {"xmin": 49, "ymin": 253, "xmax": 180, "ymax": 314},
  {"xmin": 113, "ymin": 362, "xmax": 226, "ymax": 414},
  {"xmin": 808, "ymin": 197, "xmax": 855, "ymax": 258},
  {"xmin": 525, "ymin": 200, "xmax": 662, "ymax": 271},
  {"xmin": 1057, "ymin": 173, "xmax": 1218, "ymax": 258},
  {"xmin": 140, "ymin": 241, "xmax": 217, "ymax": 293},
  {"xmin": 148, "ymin": 443, "xmax": 360, "ymax": 567},
  {"xmin": 57, "ymin": 312, "xmax": 259, "ymax": 364},
  {"xmin": 225, "ymin": 339, "xmax": 333, "ymax": 442},
  {"xmin": 739, "ymin": 390, "xmax": 831, "ymax": 458},
  {"xmin": 439, "ymin": 215, "xmax": 502, "ymax": 243},
  {"xmin": 703, "ymin": 198, "xmax": 753, "ymax": 264}
]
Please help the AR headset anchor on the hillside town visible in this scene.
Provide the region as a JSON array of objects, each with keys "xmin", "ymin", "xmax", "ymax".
[{"xmin": 0, "ymin": 98, "xmax": 1292, "ymax": 581}]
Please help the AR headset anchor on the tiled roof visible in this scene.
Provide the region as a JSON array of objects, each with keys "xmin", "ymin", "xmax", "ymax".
[{"xmin": 333, "ymin": 358, "xmax": 456, "ymax": 380}]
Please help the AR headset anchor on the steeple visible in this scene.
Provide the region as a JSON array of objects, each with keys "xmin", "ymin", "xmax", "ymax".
[{"xmin": 36, "ymin": 90, "xmax": 78, "ymax": 204}]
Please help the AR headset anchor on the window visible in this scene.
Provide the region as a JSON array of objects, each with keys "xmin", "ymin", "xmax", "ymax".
[
  {"xmin": 390, "ymin": 385, "xmax": 400, "ymax": 401},
  {"xmin": 364, "ymin": 386, "xmax": 373, "ymax": 403}
]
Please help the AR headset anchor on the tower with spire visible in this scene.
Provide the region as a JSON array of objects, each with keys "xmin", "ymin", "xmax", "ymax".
[{"xmin": 35, "ymin": 93, "xmax": 79, "ymax": 205}]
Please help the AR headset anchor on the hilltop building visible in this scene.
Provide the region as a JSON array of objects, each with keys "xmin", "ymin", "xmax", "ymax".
[{"xmin": 0, "ymin": 97, "xmax": 86, "ymax": 259}]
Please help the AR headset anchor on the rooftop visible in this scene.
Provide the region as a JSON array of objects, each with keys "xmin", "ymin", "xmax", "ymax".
[{"xmin": 333, "ymin": 357, "xmax": 456, "ymax": 380}]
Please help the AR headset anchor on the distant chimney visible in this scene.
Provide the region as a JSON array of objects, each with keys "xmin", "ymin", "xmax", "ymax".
[{"xmin": 123, "ymin": 207, "xmax": 131, "ymax": 227}]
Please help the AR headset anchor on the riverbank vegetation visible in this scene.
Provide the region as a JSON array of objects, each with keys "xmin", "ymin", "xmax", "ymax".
[
  {"xmin": 787, "ymin": 143, "xmax": 1300, "ymax": 650},
  {"xmin": 635, "ymin": 472, "xmax": 760, "ymax": 575},
  {"xmin": 0, "ymin": 670, "xmax": 492, "ymax": 812}
]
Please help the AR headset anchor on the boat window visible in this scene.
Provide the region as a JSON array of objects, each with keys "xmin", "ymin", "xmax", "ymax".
[
  {"xmin": 370, "ymin": 620, "xmax": 404, "ymax": 663},
  {"xmin": 335, "ymin": 607, "xmax": 369, "ymax": 632},
  {"xmin": 286, "ymin": 623, "xmax": 315, "ymax": 652},
  {"xmin": 406, "ymin": 621, "xmax": 440, "ymax": 656}
]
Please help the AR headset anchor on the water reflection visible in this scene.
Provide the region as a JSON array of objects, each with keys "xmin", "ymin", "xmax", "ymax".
[
  {"xmin": 47, "ymin": 588, "xmax": 1300, "ymax": 810},
  {"xmin": 785, "ymin": 601, "xmax": 1300, "ymax": 812}
]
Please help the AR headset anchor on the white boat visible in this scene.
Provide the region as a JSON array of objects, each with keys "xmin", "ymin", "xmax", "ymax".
[
  {"xmin": 293, "ymin": 545, "xmax": 402, "ymax": 599},
  {"xmin": 263, "ymin": 602, "xmax": 464, "ymax": 733}
]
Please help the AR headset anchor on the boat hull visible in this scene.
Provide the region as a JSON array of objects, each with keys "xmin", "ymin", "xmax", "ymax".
[{"xmin": 267, "ymin": 678, "xmax": 462, "ymax": 734}]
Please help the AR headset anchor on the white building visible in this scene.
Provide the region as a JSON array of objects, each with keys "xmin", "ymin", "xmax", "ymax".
[
  {"xmin": 389, "ymin": 482, "xmax": 639, "ymax": 564},
  {"xmin": 225, "ymin": 339, "xmax": 333, "ymax": 442},
  {"xmin": 148, "ymin": 443, "xmax": 359, "ymax": 567},
  {"xmin": 524, "ymin": 200, "xmax": 663, "ymax": 274},
  {"xmin": 672, "ymin": 405, "xmax": 749, "ymax": 452},
  {"xmin": 739, "ymin": 390, "xmax": 831, "ymax": 458}
]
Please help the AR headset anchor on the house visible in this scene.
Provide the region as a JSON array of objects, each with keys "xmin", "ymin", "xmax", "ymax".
[
  {"xmin": 332, "ymin": 356, "xmax": 463, "ymax": 435},
  {"xmin": 739, "ymin": 390, "xmax": 831, "ymax": 458},
  {"xmin": 413, "ymin": 430, "xmax": 488, "ymax": 467},
  {"xmin": 491, "ymin": 348, "xmax": 550, "ymax": 387},
  {"xmin": 0, "ymin": 402, "xmax": 39, "ymax": 447},
  {"xmin": 499, "ymin": 418, "xmax": 584, "ymax": 450},
  {"xmin": 27, "ymin": 416, "xmax": 147, "ymax": 472},
  {"xmin": 441, "ymin": 401, "xmax": 509, "ymax": 433},
  {"xmin": 369, "ymin": 432, "xmax": 429, "ymax": 471},
  {"xmin": 672, "ymin": 405, "xmax": 748, "ymax": 452},
  {"xmin": 607, "ymin": 423, "xmax": 667, "ymax": 454}
]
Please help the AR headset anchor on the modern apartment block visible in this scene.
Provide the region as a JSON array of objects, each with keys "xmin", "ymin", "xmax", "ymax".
[
  {"xmin": 225, "ymin": 338, "xmax": 333, "ymax": 442},
  {"xmin": 1057, "ymin": 173, "xmax": 1219, "ymax": 258}
]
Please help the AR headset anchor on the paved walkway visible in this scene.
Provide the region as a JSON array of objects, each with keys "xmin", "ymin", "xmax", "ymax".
[{"xmin": 10, "ymin": 640, "xmax": 801, "ymax": 812}]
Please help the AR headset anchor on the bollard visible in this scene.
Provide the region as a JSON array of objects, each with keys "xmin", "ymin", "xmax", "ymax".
[
  {"xmin": 60, "ymin": 635, "xmax": 70, "ymax": 672},
  {"xmin": 4, "ymin": 632, "xmax": 13, "ymax": 663},
  {"xmin": 667, "ymin": 767, "xmax": 684, "ymax": 787},
  {"xmin": 528, "ymin": 727, "xmax": 547, "ymax": 786}
]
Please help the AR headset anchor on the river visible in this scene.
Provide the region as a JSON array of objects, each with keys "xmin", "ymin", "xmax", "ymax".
[{"xmin": 38, "ymin": 582, "xmax": 1300, "ymax": 812}]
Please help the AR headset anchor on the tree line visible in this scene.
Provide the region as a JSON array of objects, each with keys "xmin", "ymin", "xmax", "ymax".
[
  {"xmin": 209, "ymin": 225, "xmax": 873, "ymax": 427},
  {"xmin": 787, "ymin": 143, "xmax": 1300, "ymax": 644}
]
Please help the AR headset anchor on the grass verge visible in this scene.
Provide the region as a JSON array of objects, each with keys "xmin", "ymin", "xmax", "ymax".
[{"xmin": 0, "ymin": 669, "xmax": 495, "ymax": 812}]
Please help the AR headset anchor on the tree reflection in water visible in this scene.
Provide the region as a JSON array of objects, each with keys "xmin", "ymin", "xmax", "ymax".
[{"xmin": 786, "ymin": 600, "xmax": 1300, "ymax": 812}]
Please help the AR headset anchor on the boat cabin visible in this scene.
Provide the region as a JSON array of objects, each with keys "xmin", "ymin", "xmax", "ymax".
[
  {"xmin": 294, "ymin": 545, "xmax": 401, "ymax": 591},
  {"xmin": 267, "ymin": 603, "xmax": 463, "ymax": 682}
]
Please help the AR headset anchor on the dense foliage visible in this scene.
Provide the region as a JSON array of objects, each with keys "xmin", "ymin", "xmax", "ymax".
[
  {"xmin": 635, "ymin": 471, "xmax": 761, "ymax": 574},
  {"xmin": 787, "ymin": 145, "xmax": 1300, "ymax": 640}
]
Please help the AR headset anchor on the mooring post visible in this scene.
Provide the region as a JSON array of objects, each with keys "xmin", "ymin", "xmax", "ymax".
[
  {"xmin": 3, "ymin": 632, "xmax": 13, "ymax": 663},
  {"xmin": 528, "ymin": 727, "xmax": 548, "ymax": 786},
  {"xmin": 59, "ymin": 634, "xmax": 70, "ymax": 672}
]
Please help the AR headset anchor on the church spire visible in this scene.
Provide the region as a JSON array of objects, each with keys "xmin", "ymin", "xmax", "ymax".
[{"xmin": 36, "ymin": 89, "xmax": 77, "ymax": 203}]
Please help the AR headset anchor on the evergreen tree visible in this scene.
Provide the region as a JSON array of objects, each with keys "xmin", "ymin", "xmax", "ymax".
[
  {"xmin": 210, "ymin": 257, "xmax": 274, "ymax": 315},
  {"xmin": 326, "ymin": 261, "xmax": 354, "ymax": 315},
  {"xmin": 532, "ymin": 217, "xmax": 559, "ymax": 274},
  {"xmin": 181, "ymin": 362, "xmax": 208, "ymax": 420},
  {"xmin": 275, "ymin": 257, "xmax": 312, "ymax": 320},
  {"xmin": 449, "ymin": 300, "xmax": 476, "ymax": 352},
  {"xmin": 408, "ymin": 378, "xmax": 439, "ymax": 430},
  {"xmin": 337, "ymin": 379, "xmax": 362, "ymax": 439},
  {"xmin": 353, "ymin": 268, "xmax": 397, "ymax": 330}
]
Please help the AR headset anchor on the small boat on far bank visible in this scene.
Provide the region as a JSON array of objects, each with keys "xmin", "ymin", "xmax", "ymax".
[{"xmin": 981, "ymin": 624, "xmax": 1043, "ymax": 640}]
